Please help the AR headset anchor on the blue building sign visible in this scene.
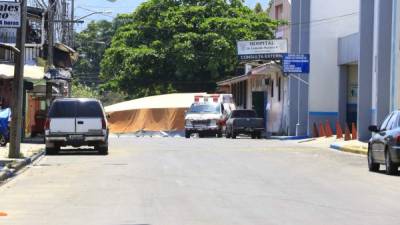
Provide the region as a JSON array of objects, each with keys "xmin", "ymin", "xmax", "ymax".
[{"xmin": 283, "ymin": 54, "xmax": 310, "ymax": 74}]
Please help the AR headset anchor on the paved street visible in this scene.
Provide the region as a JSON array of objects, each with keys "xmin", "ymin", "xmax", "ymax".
[{"xmin": 0, "ymin": 137, "xmax": 400, "ymax": 225}]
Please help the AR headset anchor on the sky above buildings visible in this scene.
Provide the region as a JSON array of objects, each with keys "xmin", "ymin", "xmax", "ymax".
[{"xmin": 74, "ymin": 0, "xmax": 263, "ymax": 31}]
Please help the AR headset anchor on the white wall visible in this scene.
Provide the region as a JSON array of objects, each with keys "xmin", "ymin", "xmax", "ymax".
[{"xmin": 308, "ymin": 0, "xmax": 359, "ymax": 113}]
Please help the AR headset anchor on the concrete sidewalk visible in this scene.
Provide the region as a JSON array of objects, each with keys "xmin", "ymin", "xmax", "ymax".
[
  {"xmin": 295, "ymin": 136, "xmax": 368, "ymax": 155},
  {"xmin": 0, "ymin": 143, "xmax": 45, "ymax": 182}
]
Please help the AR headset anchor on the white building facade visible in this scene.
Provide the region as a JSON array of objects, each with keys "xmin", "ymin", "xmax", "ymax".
[{"xmin": 292, "ymin": 0, "xmax": 398, "ymax": 141}]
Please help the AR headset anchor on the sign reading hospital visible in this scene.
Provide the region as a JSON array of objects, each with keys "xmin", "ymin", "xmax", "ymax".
[
  {"xmin": 283, "ymin": 54, "xmax": 310, "ymax": 74},
  {"xmin": 0, "ymin": 2, "xmax": 21, "ymax": 28},
  {"xmin": 237, "ymin": 39, "xmax": 288, "ymax": 60}
]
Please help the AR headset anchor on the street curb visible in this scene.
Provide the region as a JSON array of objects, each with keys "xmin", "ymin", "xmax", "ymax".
[
  {"xmin": 269, "ymin": 135, "xmax": 310, "ymax": 141},
  {"xmin": 0, "ymin": 149, "xmax": 45, "ymax": 183},
  {"xmin": 330, "ymin": 143, "xmax": 367, "ymax": 155}
]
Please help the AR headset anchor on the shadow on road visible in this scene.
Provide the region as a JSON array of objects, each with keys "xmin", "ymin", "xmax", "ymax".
[
  {"xmin": 374, "ymin": 169, "xmax": 400, "ymax": 176},
  {"xmin": 47, "ymin": 148, "xmax": 103, "ymax": 156}
]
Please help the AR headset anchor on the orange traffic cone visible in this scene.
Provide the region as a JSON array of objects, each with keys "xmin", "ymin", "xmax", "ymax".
[
  {"xmin": 319, "ymin": 122, "xmax": 326, "ymax": 137},
  {"xmin": 325, "ymin": 120, "xmax": 333, "ymax": 137},
  {"xmin": 336, "ymin": 121, "xmax": 343, "ymax": 139},
  {"xmin": 351, "ymin": 123, "xmax": 358, "ymax": 140},
  {"xmin": 344, "ymin": 123, "xmax": 351, "ymax": 141},
  {"xmin": 313, "ymin": 122, "xmax": 319, "ymax": 137},
  {"xmin": 0, "ymin": 212, "xmax": 7, "ymax": 217}
]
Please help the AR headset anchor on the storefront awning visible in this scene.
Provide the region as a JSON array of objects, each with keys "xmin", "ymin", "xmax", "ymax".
[
  {"xmin": 217, "ymin": 62, "xmax": 282, "ymax": 86},
  {"xmin": 0, "ymin": 64, "xmax": 45, "ymax": 80}
]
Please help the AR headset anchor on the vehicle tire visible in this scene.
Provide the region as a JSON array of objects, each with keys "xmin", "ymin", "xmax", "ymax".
[
  {"xmin": 225, "ymin": 129, "xmax": 231, "ymax": 138},
  {"xmin": 98, "ymin": 146, "xmax": 108, "ymax": 155},
  {"xmin": 385, "ymin": 148, "xmax": 398, "ymax": 175},
  {"xmin": 256, "ymin": 132, "xmax": 262, "ymax": 139},
  {"xmin": 231, "ymin": 130, "xmax": 237, "ymax": 139},
  {"xmin": 217, "ymin": 131, "xmax": 223, "ymax": 138},
  {"xmin": 251, "ymin": 133, "xmax": 256, "ymax": 139},
  {"xmin": 0, "ymin": 134, "xmax": 7, "ymax": 147},
  {"xmin": 368, "ymin": 146, "xmax": 379, "ymax": 172},
  {"xmin": 45, "ymin": 147, "xmax": 56, "ymax": 155},
  {"xmin": 185, "ymin": 131, "xmax": 191, "ymax": 139}
]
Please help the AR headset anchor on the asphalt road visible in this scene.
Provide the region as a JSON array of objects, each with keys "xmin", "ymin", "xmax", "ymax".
[{"xmin": 1, "ymin": 137, "xmax": 400, "ymax": 225}]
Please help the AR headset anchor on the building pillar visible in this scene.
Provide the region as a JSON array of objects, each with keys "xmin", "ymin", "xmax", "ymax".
[
  {"xmin": 391, "ymin": 0, "xmax": 400, "ymax": 111},
  {"xmin": 289, "ymin": 0, "xmax": 310, "ymax": 136},
  {"xmin": 376, "ymin": 0, "xmax": 393, "ymax": 125},
  {"xmin": 358, "ymin": 0, "xmax": 375, "ymax": 141}
]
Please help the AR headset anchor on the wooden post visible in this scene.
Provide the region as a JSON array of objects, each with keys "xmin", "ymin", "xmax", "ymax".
[{"xmin": 9, "ymin": 0, "xmax": 27, "ymax": 158}]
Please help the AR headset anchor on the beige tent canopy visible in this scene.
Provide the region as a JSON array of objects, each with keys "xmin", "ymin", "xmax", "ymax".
[{"xmin": 105, "ymin": 93, "xmax": 205, "ymax": 133}]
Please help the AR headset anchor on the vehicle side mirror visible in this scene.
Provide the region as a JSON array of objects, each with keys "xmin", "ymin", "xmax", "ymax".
[
  {"xmin": 107, "ymin": 114, "xmax": 111, "ymax": 119},
  {"xmin": 368, "ymin": 125, "xmax": 379, "ymax": 133}
]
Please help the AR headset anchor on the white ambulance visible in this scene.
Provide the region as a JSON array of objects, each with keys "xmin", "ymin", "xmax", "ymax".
[{"xmin": 184, "ymin": 94, "xmax": 236, "ymax": 138}]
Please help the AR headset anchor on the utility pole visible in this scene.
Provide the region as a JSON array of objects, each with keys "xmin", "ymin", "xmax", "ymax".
[
  {"xmin": 9, "ymin": 0, "xmax": 27, "ymax": 158},
  {"xmin": 46, "ymin": 0, "xmax": 55, "ymax": 108},
  {"xmin": 71, "ymin": 0, "xmax": 74, "ymax": 48}
]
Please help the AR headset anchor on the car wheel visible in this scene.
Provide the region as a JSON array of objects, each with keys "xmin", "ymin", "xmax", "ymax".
[
  {"xmin": 231, "ymin": 130, "xmax": 237, "ymax": 139},
  {"xmin": 0, "ymin": 134, "xmax": 7, "ymax": 147},
  {"xmin": 368, "ymin": 146, "xmax": 379, "ymax": 172},
  {"xmin": 217, "ymin": 131, "xmax": 223, "ymax": 138},
  {"xmin": 185, "ymin": 131, "xmax": 191, "ymax": 139},
  {"xmin": 45, "ymin": 147, "xmax": 56, "ymax": 155},
  {"xmin": 385, "ymin": 148, "xmax": 398, "ymax": 175},
  {"xmin": 96, "ymin": 145, "xmax": 108, "ymax": 155},
  {"xmin": 225, "ymin": 128, "xmax": 231, "ymax": 138},
  {"xmin": 251, "ymin": 133, "xmax": 256, "ymax": 139}
]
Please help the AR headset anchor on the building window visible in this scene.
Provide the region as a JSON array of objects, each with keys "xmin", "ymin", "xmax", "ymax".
[{"xmin": 275, "ymin": 4, "xmax": 283, "ymax": 20}]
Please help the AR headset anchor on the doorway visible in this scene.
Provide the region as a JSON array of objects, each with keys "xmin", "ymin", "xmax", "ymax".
[{"xmin": 252, "ymin": 91, "xmax": 266, "ymax": 120}]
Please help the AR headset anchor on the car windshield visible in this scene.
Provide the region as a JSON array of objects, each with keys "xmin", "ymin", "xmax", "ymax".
[
  {"xmin": 231, "ymin": 110, "xmax": 257, "ymax": 118},
  {"xmin": 188, "ymin": 103, "xmax": 221, "ymax": 114}
]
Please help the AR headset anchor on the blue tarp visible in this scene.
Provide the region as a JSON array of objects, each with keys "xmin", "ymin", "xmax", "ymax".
[{"xmin": 0, "ymin": 108, "xmax": 11, "ymax": 136}]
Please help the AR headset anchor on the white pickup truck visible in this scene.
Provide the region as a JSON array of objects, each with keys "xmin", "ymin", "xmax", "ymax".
[{"xmin": 44, "ymin": 98, "xmax": 109, "ymax": 155}]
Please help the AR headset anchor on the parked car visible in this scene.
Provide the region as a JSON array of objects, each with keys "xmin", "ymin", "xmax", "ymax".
[
  {"xmin": 45, "ymin": 98, "xmax": 109, "ymax": 155},
  {"xmin": 368, "ymin": 110, "xmax": 400, "ymax": 175},
  {"xmin": 184, "ymin": 102, "xmax": 227, "ymax": 138},
  {"xmin": 225, "ymin": 109, "xmax": 264, "ymax": 139},
  {"xmin": 0, "ymin": 108, "xmax": 11, "ymax": 147}
]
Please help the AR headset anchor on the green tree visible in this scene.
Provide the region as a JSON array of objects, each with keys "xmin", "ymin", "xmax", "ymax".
[
  {"xmin": 71, "ymin": 82, "xmax": 99, "ymax": 99},
  {"xmin": 254, "ymin": 2, "xmax": 263, "ymax": 14},
  {"xmin": 266, "ymin": 0, "xmax": 274, "ymax": 15},
  {"xmin": 74, "ymin": 20, "xmax": 115, "ymax": 87},
  {"xmin": 100, "ymin": 0, "xmax": 278, "ymax": 98}
]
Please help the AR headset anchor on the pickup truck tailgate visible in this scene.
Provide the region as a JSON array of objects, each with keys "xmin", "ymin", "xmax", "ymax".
[
  {"xmin": 50, "ymin": 118, "xmax": 75, "ymax": 133},
  {"xmin": 76, "ymin": 118, "xmax": 103, "ymax": 133},
  {"xmin": 234, "ymin": 118, "xmax": 264, "ymax": 128}
]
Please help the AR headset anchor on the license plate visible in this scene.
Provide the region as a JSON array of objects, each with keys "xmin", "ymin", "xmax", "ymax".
[
  {"xmin": 246, "ymin": 128, "xmax": 253, "ymax": 132},
  {"xmin": 69, "ymin": 135, "xmax": 83, "ymax": 140}
]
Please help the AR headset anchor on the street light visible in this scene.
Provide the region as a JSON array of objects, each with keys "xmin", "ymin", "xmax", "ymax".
[{"xmin": 53, "ymin": 10, "xmax": 113, "ymax": 23}]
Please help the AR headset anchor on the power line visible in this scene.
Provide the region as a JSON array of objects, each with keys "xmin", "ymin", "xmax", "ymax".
[{"xmin": 287, "ymin": 12, "xmax": 359, "ymax": 27}]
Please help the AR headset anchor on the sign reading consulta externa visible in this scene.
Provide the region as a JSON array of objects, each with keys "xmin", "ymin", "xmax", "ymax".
[
  {"xmin": 0, "ymin": 2, "xmax": 21, "ymax": 28},
  {"xmin": 237, "ymin": 39, "xmax": 288, "ymax": 60}
]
